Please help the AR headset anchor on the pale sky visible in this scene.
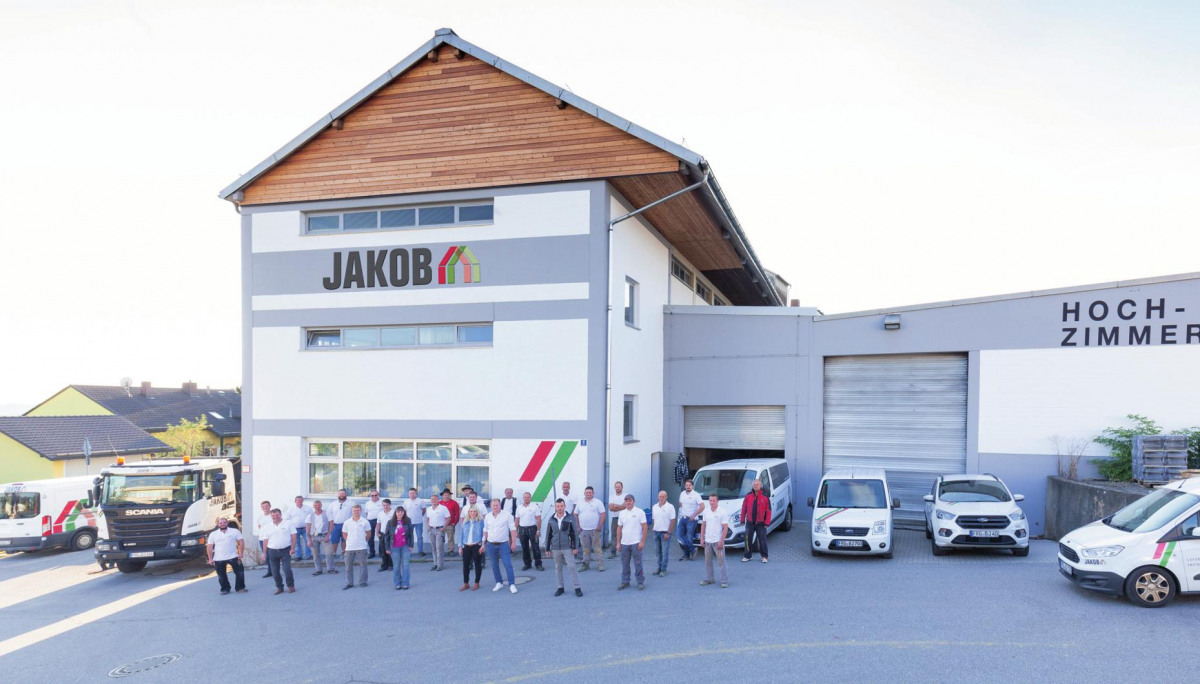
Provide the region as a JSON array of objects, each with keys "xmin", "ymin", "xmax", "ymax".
[{"xmin": 1, "ymin": 1, "xmax": 1197, "ymax": 414}]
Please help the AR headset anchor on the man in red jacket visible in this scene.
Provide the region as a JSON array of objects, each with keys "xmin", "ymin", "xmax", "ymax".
[
  {"xmin": 740, "ymin": 479, "xmax": 771, "ymax": 564},
  {"xmin": 441, "ymin": 489, "xmax": 462, "ymax": 557}
]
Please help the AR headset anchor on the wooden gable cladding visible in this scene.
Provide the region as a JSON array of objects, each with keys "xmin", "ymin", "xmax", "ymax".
[
  {"xmin": 609, "ymin": 173, "xmax": 744, "ymax": 272},
  {"xmin": 240, "ymin": 50, "xmax": 680, "ymax": 205}
]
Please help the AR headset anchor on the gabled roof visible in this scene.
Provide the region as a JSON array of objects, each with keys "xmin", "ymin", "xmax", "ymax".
[
  {"xmin": 0, "ymin": 416, "xmax": 171, "ymax": 461},
  {"xmin": 28, "ymin": 385, "xmax": 242, "ymax": 437}
]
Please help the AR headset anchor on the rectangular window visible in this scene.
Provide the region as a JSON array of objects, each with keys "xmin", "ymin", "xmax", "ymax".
[
  {"xmin": 456, "ymin": 465, "xmax": 491, "ymax": 499},
  {"xmin": 418, "ymin": 325, "xmax": 455, "ymax": 345},
  {"xmin": 306, "ymin": 439, "xmax": 489, "ymax": 499},
  {"xmin": 696, "ymin": 281, "xmax": 712, "ymax": 303},
  {"xmin": 417, "ymin": 442, "xmax": 452, "ymax": 461},
  {"xmin": 457, "ymin": 325, "xmax": 493, "ymax": 344},
  {"xmin": 712, "ymin": 297, "xmax": 726, "ymax": 307},
  {"xmin": 623, "ymin": 395, "xmax": 637, "ymax": 442},
  {"xmin": 306, "ymin": 324, "xmax": 492, "ymax": 349},
  {"xmin": 380, "ymin": 327, "xmax": 417, "ymax": 347},
  {"xmin": 670, "ymin": 257, "xmax": 693, "ymax": 289},
  {"xmin": 624, "ymin": 277, "xmax": 638, "ymax": 327},
  {"xmin": 306, "ymin": 330, "xmax": 341, "ymax": 348},
  {"xmin": 416, "ymin": 463, "xmax": 453, "ymax": 499},
  {"xmin": 304, "ymin": 202, "xmax": 493, "ymax": 234},
  {"xmin": 308, "ymin": 462, "xmax": 339, "ymax": 495},
  {"xmin": 342, "ymin": 328, "xmax": 379, "ymax": 348},
  {"xmin": 379, "ymin": 462, "xmax": 414, "ymax": 499}
]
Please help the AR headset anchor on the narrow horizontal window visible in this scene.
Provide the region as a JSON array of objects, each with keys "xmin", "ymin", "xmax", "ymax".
[
  {"xmin": 418, "ymin": 206, "xmax": 455, "ymax": 226},
  {"xmin": 306, "ymin": 324, "xmax": 492, "ymax": 349},
  {"xmin": 343, "ymin": 211, "xmax": 378, "ymax": 231},
  {"xmin": 418, "ymin": 325, "xmax": 455, "ymax": 345},
  {"xmin": 307, "ymin": 215, "xmax": 340, "ymax": 233},
  {"xmin": 380, "ymin": 327, "xmax": 417, "ymax": 347},
  {"xmin": 342, "ymin": 328, "xmax": 379, "ymax": 347},
  {"xmin": 306, "ymin": 330, "xmax": 341, "ymax": 347},
  {"xmin": 458, "ymin": 205, "xmax": 494, "ymax": 222},
  {"xmin": 457, "ymin": 325, "xmax": 493, "ymax": 344},
  {"xmin": 380, "ymin": 209, "xmax": 416, "ymax": 228},
  {"xmin": 304, "ymin": 202, "xmax": 493, "ymax": 235}
]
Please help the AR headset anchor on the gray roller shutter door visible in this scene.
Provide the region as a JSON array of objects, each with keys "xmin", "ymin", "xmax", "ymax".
[
  {"xmin": 684, "ymin": 406, "xmax": 786, "ymax": 450},
  {"xmin": 823, "ymin": 354, "xmax": 967, "ymax": 527}
]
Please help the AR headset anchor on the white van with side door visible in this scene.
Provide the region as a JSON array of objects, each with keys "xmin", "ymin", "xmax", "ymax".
[
  {"xmin": 809, "ymin": 468, "xmax": 898, "ymax": 558},
  {"xmin": 687, "ymin": 458, "xmax": 793, "ymax": 548},
  {"xmin": 0, "ymin": 476, "xmax": 98, "ymax": 553}
]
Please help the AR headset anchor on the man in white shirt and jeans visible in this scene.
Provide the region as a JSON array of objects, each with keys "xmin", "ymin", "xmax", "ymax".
[
  {"xmin": 287, "ymin": 496, "xmax": 313, "ymax": 561},
  {"xmin": 254, "ymin": 500, "xmax": 273, "ymax": 578},
  {"xmin": 483, "ymin": 498, "xmax": 519, "ymax": 594},
  {"xmin": 616, "ymin": 494, "xmax": 648, "ymax": 591},
  {"xmin": 575, "ymin": 486, "xmax": 606, "ymax": 572},
  {"xmin": 260, "ymin": 508, "xmax": 296, "ymax": 594},
  {"xmin": 341, "ymin": 504, "xmax": 371, "ymax": 589},
  {"xmin": 363, "ymin": 490, "xmax": 384, "ymax": 559},
  {"xmin": 650, "ymin": 490, "xmax": 677, "ymax": 577},
  {"xmin": 699, "ymin": 493, "xmax": 730, "ymax": 588},
  {"xmin": 328, "ymin": 490, "xmax": 353, "ymax": 561},
  {"xmin": 677, "ymin": 479, "xmax": 703, "ymax": 562},
  {"xmin": 206, "ymin": 516, "xmax": 246, "ymax": 594},
  {"xmin": 401, "ymin": 488, "xmax": 426, "ymax": 557}
]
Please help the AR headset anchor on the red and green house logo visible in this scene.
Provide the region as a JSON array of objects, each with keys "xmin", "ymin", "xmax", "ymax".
[
  {"xmin": 519, "ymin": 441, "xmax": 579, "ymax": 501},
  {"xmin": 438, "ymin": 246, "xmax": 480, "ymax": 285}
]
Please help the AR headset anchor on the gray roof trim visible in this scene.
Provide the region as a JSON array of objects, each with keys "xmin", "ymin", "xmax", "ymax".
[
  {"xmin": 219, "ymin": 29, "xmax": 703, "ymax": 201},
  {"xmin": 814, "ymin": 271, "xmax": 1200, "ymax": 321}
]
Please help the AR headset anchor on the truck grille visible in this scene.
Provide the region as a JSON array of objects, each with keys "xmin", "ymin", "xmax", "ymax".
[
  {"xmin": 830, "ymin": 527, "xmax": 869, "ymax": 537},
  {"xmin": 1059, "ymin": 543, "xmax": 1079, "ymax": 563},
  {"xmin": 105, "ymin": 507, "xmax": 187, "ymax": 549},
  {"xmin": 955, "ymin": 516, "xmax": 1010, "ymax": 529}
]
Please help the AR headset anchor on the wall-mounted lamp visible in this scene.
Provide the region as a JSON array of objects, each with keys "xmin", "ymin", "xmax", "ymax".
[{"xmin": 883, "ymin": 314, "xmax": 901, "ymax": 331}]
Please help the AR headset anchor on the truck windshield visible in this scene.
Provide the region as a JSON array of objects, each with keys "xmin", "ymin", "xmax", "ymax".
[
  {"xmin": 1105, "ymin": 488, "xmax": 1200, "ymax": 534},
  {"xmin": 102, "ymin": 474, "xmax": 198, "ymax": 506},
  {"xmin": 0, "ymin": 492, "xmax": 40, "ymax": 519},
  {"xmin": 694, "ymin": 469, "xmax": 756, "ymax": 499},
  {"xmin": 818, "ymin": 479, "xmax": 888, "ymax": 509},
  {"xmin": 939, "ymin": 480, "xmax": 1011, "ymax": 503}
]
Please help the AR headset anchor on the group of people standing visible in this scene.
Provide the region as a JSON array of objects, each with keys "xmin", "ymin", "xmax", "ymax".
[{"xmin": 219, "ymin": 477, "xmax": 774, "ymax": 597}]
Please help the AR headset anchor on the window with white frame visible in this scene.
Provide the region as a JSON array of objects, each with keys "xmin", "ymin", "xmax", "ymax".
[
  {"xmin": 306, "ymin": 440, "xmax": 491, "ymax": 499},
  {"xmin": 670, "ymin": 256, "xmax": 694, "ymax": 289},
  {"xmin": 624, "ymin": 277, "xmax": 638, "ymax": 327},
  {"xmin": 695, "ymin": 281, "xmax": 712, "ymax": 303},
  {"xmin": 305, "ymin": 324, "xmax": 493, "ymax": 349},
  {"xmin": 622, "ymin": 395, "xmax": 637, "ymax": 442},
  {"xmin": 306, "ymin": 202, "xmax": 494, "ymax": 234}
]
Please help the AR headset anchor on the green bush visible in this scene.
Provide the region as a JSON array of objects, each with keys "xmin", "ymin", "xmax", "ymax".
[
  {"xmin": 1093, "ymin": 414, "xmax": 1161, "ymax": 482},
  {"xmin": 1174, "ymin": 427, "xmax": 1200, "ymax": 469}
]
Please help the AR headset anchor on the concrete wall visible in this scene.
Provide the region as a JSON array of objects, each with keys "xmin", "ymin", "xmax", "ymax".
[{"xmin": 1044, "ymin": 477, "xmax": 1150, "ymax": 541}]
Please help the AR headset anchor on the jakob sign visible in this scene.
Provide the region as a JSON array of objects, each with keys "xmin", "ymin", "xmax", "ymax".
[
  {"xmin": 322, "ymin": 245, "xmax": 480, "ymax": 290},
  {"xmin": 1061, "ymin": 297, "xmax": 1200, "ymax": 347}
]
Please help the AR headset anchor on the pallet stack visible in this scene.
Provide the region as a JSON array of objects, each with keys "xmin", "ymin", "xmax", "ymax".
[{"xmin": 1133, "ymin": 435, "xmax": 1189, "ymax": 484}]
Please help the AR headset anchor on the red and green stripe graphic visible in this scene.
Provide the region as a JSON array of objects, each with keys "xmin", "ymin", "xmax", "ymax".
[
  {"xmin": 817, "ymin": 508, "xmax": 847, "ymax": 521},
  {"xmin": 52, "ymin": 500, "xmax": 96, "ymax": 534},
  {"xmin": 520, "ymin": 440, "xmax": 579, "ymax": 502},
  {"xmin": 1153, "ymin": 541, "xmax": 1177, "ymax": 567},
  {"xmin": 437, "ymin": 245, "xmax": 480, "ymax": 285}
]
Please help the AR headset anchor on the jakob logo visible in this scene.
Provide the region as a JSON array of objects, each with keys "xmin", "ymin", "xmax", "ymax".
[{"xmin": 322, "ymin": 245, "xmax": 481, "ymax": 290}]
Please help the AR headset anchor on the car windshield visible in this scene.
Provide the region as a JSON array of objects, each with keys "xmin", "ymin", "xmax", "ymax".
[
  {"xmin": 1105, "ymin": 488, "xmax": 1200, "ymax": 534},
  {"xmin": 0, "ymin": 491, "xmax": 40, "ymax": 519},
  {"xmin": 102, "ymin": 473, "xmax": 198, "ymax": 506},
  {"xmin": 939, "ymin": 480, "xmax": 1010, "ymax": 503},
  {"xmin": 694, "ymin": 469, "xmax": 757, "ymax": 500},
  {"xmin": 818, "ymin": 479, "xmax": 887, "ymax": 509}
]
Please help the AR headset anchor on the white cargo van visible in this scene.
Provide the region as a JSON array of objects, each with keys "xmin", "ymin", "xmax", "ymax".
[
  {"xmin": 687, "ymin": 458, "xmax": 793, "ymax": 548},
  {"xmin": 0, "ymin": 476, "xmax": 98, "ymax": 552},
  {"xmin": 808, "ymin": 468, "xmax": 899, "ymax": 558}
]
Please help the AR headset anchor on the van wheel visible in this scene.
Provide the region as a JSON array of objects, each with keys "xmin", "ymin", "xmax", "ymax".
[
  {"xmin": 780, "ymin": 506, "xmax": 793, "ymax": 532},
  {"xmin": 1012, "ymin": 546, "xmax": 1029, "ymax": 557},
  {"xmin": 880, "ymin": 551, "xmax": 893, "ymax": 560},
  {"xmin": 1124, "ymin": 566, "xmax": 1176, "ymax": 607},
  {"xmin": 931, "ymin": 537, "xmax": 948, "ymax": 557},
  {"xmin": 116, "ymin": 560, "xmax": 148, "ymax": 574},
  {"xmin": 70, "ymin": 530, "xmax": 96, "ymax": 551},
  {"xmin": 810, "ymin": 546, "xmax": 820, "ymax": 557}
]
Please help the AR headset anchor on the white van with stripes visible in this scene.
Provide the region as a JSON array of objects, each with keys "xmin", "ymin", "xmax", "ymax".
[
  {"xmin": 808, "ymin": 468, "xmax": 899, "ymax": 558},
  {"xmin": 1058, "ymin": 477, "xmax": 1200, "ymax": 607},
  {"xmin": 0, "ymin": 476, "xmax": 98, "ymax": 552}
]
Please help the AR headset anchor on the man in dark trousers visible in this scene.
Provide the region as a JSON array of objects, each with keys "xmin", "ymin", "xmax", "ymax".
[{"xmin": 741, "ymin": 478, "xmax": 772, "ymax": 564}]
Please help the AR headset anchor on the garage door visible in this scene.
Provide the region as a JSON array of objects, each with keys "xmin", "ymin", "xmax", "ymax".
[
  {"xmin": 823, "ymin": 354, "xmax": 967, "ymax": 526},
  {"xmin": 684, "ymin": 406, "xmax": 786, "ymax": 450}
]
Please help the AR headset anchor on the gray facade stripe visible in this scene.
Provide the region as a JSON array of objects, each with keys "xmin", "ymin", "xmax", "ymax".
[
  {"xmin": 252, "ymin": 234, "xmax": 589, "ymax": 296},
  {"xmin": 240, "ymin": 212, "xmax": 255, "ymax": 534},
  {"xmin": 238, "ymin": 181, "xmax": 594, "ymax": 215},
  {"xmin": 254, "ymin": 419, "xmax": 592, "ymax": 440},
  {"xmin": 252, "ymin": 300, "xmax": 590, "ymax": 328},
  {"xmin": 587, "ymin": 183, "xmax": 609, "ymax": 494}
]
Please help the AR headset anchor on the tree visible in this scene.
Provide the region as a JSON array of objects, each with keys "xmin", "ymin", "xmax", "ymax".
[
  {"xmin": 159, "ymin": 416, "xmax": 216, "ymax": 459},
  {"xmin": 1093, "ymin": 414, "xmax": 1161, "ymax": 482}
]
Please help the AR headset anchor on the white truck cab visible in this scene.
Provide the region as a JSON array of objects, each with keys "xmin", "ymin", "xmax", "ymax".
[
  {"xmin": 688, "ymin": 458, "xmax": 793, "ymax": 548},
  {"xmin": 0, "ymin": 476, "xmax": 98, "ymax": 552},
  {"xmin": 1058, "ymin": 477, "xmax": 1200, "ymax": 607},
  {"xmin": 809, "ymin": 468, "xmax": 899, "ymax": 558}
]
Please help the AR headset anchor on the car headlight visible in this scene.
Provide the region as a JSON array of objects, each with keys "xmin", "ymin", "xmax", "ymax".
[
  {"xmin": 729, "ymin": 511, "xmax": 741, "ymax": 525},
  {"xmin": 1009, "ymin": 511, "xmax": 1026, "ymax": 522},
  {"xmin": 814, "ymin": 520, "xmax": 828, "ymax": 534},
  {"xmin": 180, "ymin": 537, "xmax": 205, "ymax": 547},
  {"xmin": 96, "ymin": 542, "xmax": 112, "ymax": 551},
  {"xmin": 871, "ymin": 520, "xmax": 888, "ymax": 535},
  {"xmin": 935, "ymin": 509, "xmax": 955, "ymax": 520},
  {"xmin": 1080, "ymin": 545, "xmax": 1124, "ymax": 558}
]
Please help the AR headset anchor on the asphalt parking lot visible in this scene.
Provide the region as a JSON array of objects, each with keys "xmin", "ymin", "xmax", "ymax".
[{"xmin": 0, "ymin": 527, "xmax": 1194, "ymax": 683}]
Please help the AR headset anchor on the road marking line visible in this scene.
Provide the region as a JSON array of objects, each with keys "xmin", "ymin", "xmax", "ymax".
[
  {"xmin": 0, "ymin": 574, "xmax": 206, "ymax": 658},
  {"xmin": 497, "ymin": 639, "xmax": 1077, "ymax": 682},
  {"xmin": 0, "ymin": 565, "xmax": 113, "ymax": 611}
]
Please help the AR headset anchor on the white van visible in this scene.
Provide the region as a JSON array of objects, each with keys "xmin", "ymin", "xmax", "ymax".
[
  {"xmin": 809, "ymin": 468, "xmax": 899, "ymax": 558},
  {"xmin": 1058, "ymin": 477, "xmax": 1200, "ymax": 607},
  {"xmin": 0, "ymin": 476, "xmax": 98, "ymax": 553},
  {"xmin": 688, "ymin": 458, "xmax": 793, "ymax": 548}
]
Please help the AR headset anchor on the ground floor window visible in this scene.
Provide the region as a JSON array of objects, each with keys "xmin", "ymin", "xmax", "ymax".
[{"xmin": 306, "ymin": 440, "xmax": 490, "ymax": 499}]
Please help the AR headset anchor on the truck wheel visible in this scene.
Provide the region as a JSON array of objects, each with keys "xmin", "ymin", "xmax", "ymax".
[
  {"xmin": 1124, "ymin": 566, "xmax": 1176, "ymax": 607},
  {"xmin": 931, "ymin": 536, "xmax": 948, "ymax": 557},
  {"xmin": 116, "ymin": 560, "xmax": 148, "ymax": 574},
  {"xmin": 1012, "ymin": 546, "xmax": 1029, "ymax": 557},
  {"xmin": 780, "ymin": 506, "xmax": 793, "ymax": 532},
  {"xmin": 71, "ymin": 530, "xmax": 96, "ymax": 551}
]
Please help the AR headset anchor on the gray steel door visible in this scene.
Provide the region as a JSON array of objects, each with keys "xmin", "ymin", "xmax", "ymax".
[
  {"xmin": 823, "ymin": 354, "xmax": 967, "ymax": 527},
  {"xmin": 684, "ymin": 406, "xmax": 786, "ymax": 450}
]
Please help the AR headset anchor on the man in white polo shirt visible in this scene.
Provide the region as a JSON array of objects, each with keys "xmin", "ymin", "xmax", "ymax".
[
  {"xmin": 483, "ymin": 498, "xmax": 519, "ymax": 594},
  {"xmin": 575, "ymin": 486, "xmax": 606, "ymax": 572},
  {"xmin": 206, "ymin": 516, "xmax": 246, "ymax": 594},
  {"xmin": 677, "ymin": 479, "xmax": 703, "ymax": 562},
  {"xmin": 616, "ymin": 494, "xmax": 647, "ymax": 591},
  {"xmin": 425, "ymin": 493, "xmax": 449, "ymax": 571},
  {"xmin": 327, "ymin": 489, "xmax": 353, "ymax": 561},
  {"xmin": 606, "ymin": 480, "xmax": 628, "ymax": 559},
  {"xmin": 699, "ymin": 493, "xmax": 730, "ymax": 589},
  {"xmin": 287, "ymin": 495, "xmax": 313, "ymax": 561},
  {"xmin": 341, "ymin": 504, "xmax": 371, "ymax": 589},
  {"xmin": 401, "ymin": 488, "xmax": 426, "ymax": 557},
  {"xmin": 260, "ymin": 508, "xmax": 296, "ymax": 594},
  {"xmin": 650, "ymin": 490, "xmax": 677, "ymax": 577},
  {"xmin": 556, "ymin": 481, "xmax": 578, "ymax": 516},
  {"xmin": 363, "ymin": 490, "xmax": 384, "ymax": 559},
  {"xmin": 515, "ymin": 491, "xmax": 544, "ymax": 572},
  {"xmin": 254, "ymin": 500, "xmax": 273, "ymax": 578}
]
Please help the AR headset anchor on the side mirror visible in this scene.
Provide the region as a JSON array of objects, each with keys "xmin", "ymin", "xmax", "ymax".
[
  {"xmin": 806, "ymin": 497, "xmax": 814, "ymax": 508},
  {"xmin": 1013, "ymin": 494, "xmax": 1025, "ymax": 502},
  {"xmin": 892, "ymin": 498, "xmax": 901, "ymax": 510},
  {"xmin": 212, "ymin": 481, "xmax": 226, "ymax": 497},
  {"xmin": 91, "ymin": 478, "xmax": 102, "ymax": 507},
  {"xmin": 922, "ymin": 494, "xmax": 934, "ymax": 503},
  {"xmin": 1192, "ymin": 527, "xmax": 1200, "ymax": 538},
  {"xmin": 213, "ymin": 472, "xmax": 227, "ymax": 481}
]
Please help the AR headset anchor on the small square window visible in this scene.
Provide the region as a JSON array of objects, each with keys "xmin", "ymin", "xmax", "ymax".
[
  {"xmin": 380, "ymin": 209, "xmax": 416, "ymax": 228},
  {"xmin": 418, "ymin": 206, "xmax": 455, "ymax": 226},
  {"xmin": 343, "ymin": 211, "xmax": 378, "ymax": 231},
  {"xmin": 458, "ymin": 204, "xmax": 494, "ymax": 222},
  {"xmin": 307, "ymin": 215, "xmax": 340, "ymax": 233}
]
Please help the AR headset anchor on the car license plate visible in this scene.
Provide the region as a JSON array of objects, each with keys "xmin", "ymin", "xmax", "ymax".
[
  {"xmin": 835, "ymin": 540, "xmax": 864, "ymax": 548},
  {"xmin": 968, "ymin": 530, "xmax": 1000, "ymax": 537},
  {"xmin": 130, "ymin": 551, "xmax": 154, "ymax": 558},
  {"xmin": 1059, "ymin": 560, "xmax": 1072, "ymax": 575}
]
